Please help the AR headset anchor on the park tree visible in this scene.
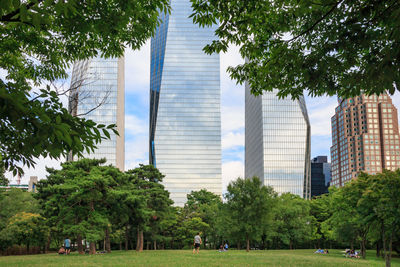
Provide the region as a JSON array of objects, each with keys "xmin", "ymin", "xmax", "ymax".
[
  {"xmin": 310, "ymin": 192, "xmax": 334, "ymax": 249},
  {"xmin": 321, "ymin": 189, "xmax": 360, "ymax": 251},
  {"xmin": 184, "ymin": 189, "xmax": 222, "ymax": 248},
  {"xmin": 173, "ymin": 213, "xmax": 209, "ymax": 249},
  {"xmin": 127, "ymin": 164, "xmax": 173, "ymax": 251},
  {"xmin": 0, "ymin": 212, "xmax": 48, "ymax": 253},
  {"xmin": 0, "ymin": 0, "xmax": 170, "ymax": 175},
  {"xmin": 225, "ymin": 177, "xmax": 276, "ymax": 252},
  {"xmin": 326, "ymin": 176, "xmax": 371, "ymax": 258},
  {"xmin": 36, "ymin": 158, "xmax": 128, "ymax": 254},
  {"xmin": 274, "ymin": 193, "xmax": 315, "ymax": 250},
  {"xmin": 214, "ymin": 202, "xmax": 240, "ymax": 249},
  {"xmin": 359, "ymin": 170, "xmax": 400, "ymax": 267},
  {"xmin": 190, "ymin": 1, "xmax": 400, "ymax": 99},
  {"xmin": 0, "ymin": 189, "xmax": 40, "ymax": 251}
]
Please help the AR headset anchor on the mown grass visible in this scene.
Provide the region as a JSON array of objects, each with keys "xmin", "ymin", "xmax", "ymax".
[{"xmin": 0, "ymin": 249, "xmax": 398, "ymax": 267}]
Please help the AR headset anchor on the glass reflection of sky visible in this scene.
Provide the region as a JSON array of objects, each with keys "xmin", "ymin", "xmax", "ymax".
[
  {"xmin": 246, "ymin": 89, "xmax": 311, "ymax": 199},
  {"xmin": 70, "ymin": 57, "xmax": 120, "ymax": 166},
  {"xmin": 150, "ymin": 0, "xmax": 221, "ymax": 206}
]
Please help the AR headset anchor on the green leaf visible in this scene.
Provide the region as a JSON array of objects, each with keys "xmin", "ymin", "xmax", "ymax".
[
  {"xmin": 20, "ymin": 4, "xmax": 27, "ymax": 21},
  {"xmin": 102, "ymin": 129, "xmax": 110, "ymax": 139}
]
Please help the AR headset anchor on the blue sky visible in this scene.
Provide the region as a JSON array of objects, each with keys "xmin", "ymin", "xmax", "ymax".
[{"xmin": 9, "ymin": 41, "xmax": 400, "ymax": 191}]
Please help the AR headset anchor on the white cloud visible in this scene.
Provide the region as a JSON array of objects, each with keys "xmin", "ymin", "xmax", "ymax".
[
  {"xmin": 306, "ymin": 96, "xmax": 337, "ymax": 136},
  {"xmin": 221, "ymin": 105, "xmax": 244, "ymax": 134},
  {"xmin": 6, "ymin": 157, "xmax": 62, "ymax": 184},
  {"xmin": 220, "ymin": 45, "xmax": 244, "ymax": 106},
  {"xmin": 125, "ymin": 42, "xmax": 150, "ymax": 93},
  {"xmin": 125, "ymin": 114, "xmax": 148, "ymax": 136},
  {"xmin": 222, "ymin": 132, "xmax": 244, "ymax": 150},
  {"xmin": 222, "ymin": 161, "xmax": 244, "ymax": 193},
  {"xmin": 125, "ymin": 136, "xmax": 149, "ymax": 170}
]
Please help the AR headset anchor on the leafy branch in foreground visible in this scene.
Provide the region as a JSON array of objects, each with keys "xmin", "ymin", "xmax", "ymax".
[
  {"xmin": 190, "ymin": 0, "xmax": 400, "ymax": 99},
  {"xmin": 0, "ymin": 0, "xmax": 170, "ymax": 174}
]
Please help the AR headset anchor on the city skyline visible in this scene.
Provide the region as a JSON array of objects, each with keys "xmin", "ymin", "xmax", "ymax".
[{"xmin": 6, "ymin": 47, "xmax": 400, "ymax": 192}]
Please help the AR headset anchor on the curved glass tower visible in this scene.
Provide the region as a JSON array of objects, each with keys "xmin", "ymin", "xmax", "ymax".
[
  {"xmin": 245, "ymin": 87, "xmax": 311, "ymax": 199},
  {"xmin": 150, "ymin": 0, "xmax": 221, "ymax": 206}
]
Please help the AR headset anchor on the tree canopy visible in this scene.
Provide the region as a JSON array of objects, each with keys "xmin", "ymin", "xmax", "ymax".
[
  {"xmin": 190, "ymin": 0, "xmax": 400, "ymax": 99},
  {"xmin": 0, "ymin": 0, "xmax": 170, "ymax": 175},
  {"xmin": 225, "ymin": 177, "xmax": 276, "ymax": 252}
]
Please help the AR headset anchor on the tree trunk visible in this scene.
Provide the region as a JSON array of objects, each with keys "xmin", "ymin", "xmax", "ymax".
[
  {"xmin": 290, "ymin": 240, "xmax": 293, "ymax": 250},
  {"xmin": 140, "ymin": 231, "xmax": 144, "ymax": 251},
  {"xmin": 125, "ymin": 224, "xmax": 129, "ymax": 251},
  {"xmin": 386, "ymin": 231, "xmax": 393, "ymax": 267},
  {"xmin": 246, "ymin": 235, "xmax": 250, "ymax": 252},
  {"xmin": 237, "ymin": 241, "xmax": 241, "ymax": 250},
  {"xmin": 45, "ymin": 234, "xmax": 51, "ymax": 253},
  {"xmin": 350, "ymin": 240, "xmax": 354, "ymax": 250},
  {"xmin": 360, "ymin": 237, "xmax": 366, "ymax": 259},
  {"xmin": 26, "ymin": 242, "xmax": 30, "ymax": 254},
  {"xmin": 119, "ymin": 242, "xmax": 122, "ymax": 250},
  {"xmin": 146, "ymin": 241, "xmax": 150, "ymax": 251},
  {"xmin": 377, "ymin": 241, "xmax": 381, "ymax": 258},
  {"xmin": 154, "ymin": 240, "xmax": 157, "ymax": 250},
  {"xmin": 77, "ymin": 234, "xmax": 84, "ymax": 254},
  {"xmin": 136, "ymin": 227, "xmax": 143, "ymax": 252},
  {"xmin": 89, "ymin": 242, "xmax": 96, "ymax": 255},
  {"xmin": 136, "ymin": 227, "xmax": 140, "ymax": 251},
  {"xmin": 105, "ymin": 228, "xmax": 111, "ymax": 253}
]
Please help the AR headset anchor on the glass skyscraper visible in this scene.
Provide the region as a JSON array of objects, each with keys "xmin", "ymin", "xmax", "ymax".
[
  {"xmin": 150, "ymin": 0, "xmax": 221, "ymax": 206},
  {"xmin": 245, "ymin": 87, "xmax": 311, "ymax": 199},
  {"xmin": 69, "ymin": 56, "xmax": 125, "ymax": 170}
]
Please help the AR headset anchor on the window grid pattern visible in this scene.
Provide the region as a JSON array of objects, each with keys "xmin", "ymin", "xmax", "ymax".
[
  {"xmin": 150, "ymin": 0, "xmax": 221, "ymax": 206},
  {"xmin": 330, "ymin": 94, "xmax": 400, "ymax": 187},
  {"xmin": 69, "ymin": 57, "xmax": 121, "ymax": 167},
  {"xmin": 245, "ymin": 89, "xmax": 311, "ymax": 199}
]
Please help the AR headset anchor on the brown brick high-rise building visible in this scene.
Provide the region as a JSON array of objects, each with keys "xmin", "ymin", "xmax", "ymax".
[{"xmin": 331, "ymin": 94, "xmax": 400, "ymax": 187}]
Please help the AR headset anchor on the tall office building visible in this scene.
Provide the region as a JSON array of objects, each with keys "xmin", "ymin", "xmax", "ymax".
[
  {"xmin": 311, "ymin": 156, "xmax": 331, "ymax": 197},
  {"xmin": 245, "ymin": 88, "xmax": 311, "ymax": 199},
  {"xmin": 68, "ymin": 56, "xmax": 125, "ymax": 170},
  {"xmin": 331, "ymin": 94, "xmax": 400, "ymax": 187},
  {"xmin": 149, "ymin": 0, "xmax": 221, "ymax": 206}
]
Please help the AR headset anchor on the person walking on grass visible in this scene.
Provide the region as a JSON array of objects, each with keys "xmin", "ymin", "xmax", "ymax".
[
  {"xmin": 64, "ymin": 237, "xmax": 71, "ymax": 255},
  {"xmin": 193, "ymin": 232, "xmax": 202, "ymax": 254}
]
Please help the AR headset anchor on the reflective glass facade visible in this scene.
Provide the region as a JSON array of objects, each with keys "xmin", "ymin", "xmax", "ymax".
[
  {"xmin": 69, "ymin": 56, "xmax": 125, "ymax": 170},
  {"xmin": 150, "ymin": 0, "xmax": 221, "ymax": 206},
  {"xmin": 245, "ymin": 88, "xmax": 311, "ymax": 199}
]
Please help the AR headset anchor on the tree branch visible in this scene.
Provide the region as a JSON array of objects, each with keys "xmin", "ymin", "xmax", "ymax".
[
  {"xmin": 287, "ymin": 0, "xmax": 344, "ymax": 43},
  {"xmin": 0, "ymin": 0, "xmax": 43, "ymax": 22}
]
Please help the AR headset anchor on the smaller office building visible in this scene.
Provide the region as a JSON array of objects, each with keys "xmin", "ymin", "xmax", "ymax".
[{"xmin": 311, "ymin": 156, "xmax": 331, "ymax": 197}]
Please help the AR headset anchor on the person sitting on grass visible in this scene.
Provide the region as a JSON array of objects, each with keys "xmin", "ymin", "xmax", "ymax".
[
  {"xmin": 314, "ymin": 248, "xmax": 324, "ymax": 254},
  {"xmin": 344, "ymin": 249, "xmax": 350, "ymax": 257},
  {"xmin": 58, "ymin": 246, "xmax": 66, "ymax": 255},
  {"xmin": 224, "ymin": 243, "xmax": 228, "ymax": 251}
]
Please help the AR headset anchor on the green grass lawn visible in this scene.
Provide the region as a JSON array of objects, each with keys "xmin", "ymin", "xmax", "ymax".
[{"xmin": 0, "ymin": 249, "xmax": 398, "ymax": 267}]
